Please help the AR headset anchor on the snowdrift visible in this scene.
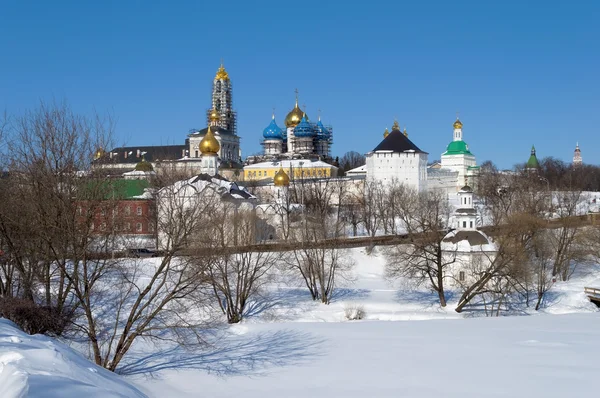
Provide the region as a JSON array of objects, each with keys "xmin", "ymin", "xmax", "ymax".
[{"xmin": 0, "ymin": 319, "xmax": 146, "ymax": 398}]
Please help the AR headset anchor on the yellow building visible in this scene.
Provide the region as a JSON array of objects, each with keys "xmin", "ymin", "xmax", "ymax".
[{"xmin": 243, "ymin": 159, "xmax": 338, "ymax": 182}]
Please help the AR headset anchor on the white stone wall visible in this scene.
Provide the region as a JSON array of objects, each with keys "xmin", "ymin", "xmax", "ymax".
[{"xmin": 366, "ymin": 150, "xmax": 428, "ymax": 191}]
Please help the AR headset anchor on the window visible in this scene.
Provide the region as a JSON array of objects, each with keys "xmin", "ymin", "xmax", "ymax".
[
  {"xmin": 136, "ymin": 223, "xmax": 143, "ymax": 232},
  {"xmin": 126, "ymin": 222, "xmax": 131, "ymax": 231},
  {"xmin": 100, "ymin": 222, "xmax": 107, "ymax": 231},
  {"xmin": 137, "ymin": 206, "xmax": 143, "ymax": 216},
  {"xmin": 462, "ymin": 221, "xmax": 467, "ymax": 228},
  {"xmin": 195, "ymin": 150, "xmax": 199, "ymax": 158},
  {"xmin": 459, "ymin": 271, "xmax": 465, "ymax": 282},
  {"xmin": 149, "ymin": 223, "xmax": 154, "ymax": 232},
  {"xmin": 100, "ymin": 209, "xmax": 106, "ymax": 217},
  {"xmin": 77, "ymin": 206, "xmax": 83, "ymax": 216},
  {"xmin": 470, "ymin": 221, "xmax": 473, "ymax": 228},
  {"xmin": 125, "ymin": 206, "xmax": 131, "ymax": 216}
]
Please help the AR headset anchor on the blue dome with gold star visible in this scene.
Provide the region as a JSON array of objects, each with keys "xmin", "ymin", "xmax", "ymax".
[
  {"xmin": 263, "ymin": 116, "xmax": 283, "ymax": 140},
  {"xmin": 293, "ymin": 114, "xmax": 314, "ymax": 138}
]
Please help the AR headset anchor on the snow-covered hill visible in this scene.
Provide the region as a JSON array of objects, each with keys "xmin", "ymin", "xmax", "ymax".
[{"xmin": 0, "ymin": 319, "xmax": 146, "ymax": 398}]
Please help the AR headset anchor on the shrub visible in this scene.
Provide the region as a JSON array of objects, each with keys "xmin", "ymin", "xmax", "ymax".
[
  {"xmin": 344, "ymin": 303, "xmax": 366, "ymax": 321},
  {"xmin": 0, "ymin": 297, "xmax": 71, "ymax": 336}
]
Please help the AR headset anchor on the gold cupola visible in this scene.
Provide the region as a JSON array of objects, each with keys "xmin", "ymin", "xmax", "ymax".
[
  {"xmin": 199, "ymin": 127, "xmax": 220, "ymax": 155},
  {"xmin": 215, "ymin": 63, "xmax": 229, "ymax": 81},
  {"xmin": 273, "ymin": 166, "xmax": 290, "ymax": 187},
  {"xmin": 383, "ymin": 128, "xmax": 389, "ymax": 138},
  {"xmin": 391, "ymin": 119, "xmax": 400, "ymax": 131},
  {"xmin": 453, "ymin": 118, "xmax": 463, "ymax": 129},
  {"xmin": 403, "ymin": 127, "xmax": 408, "ymax": 137},
  {"xmin": 94, "ymin": 147, "xmax": 105, "ymax": 160},
  {"xmin": 209, "ymin": 108, "xmax": 220, "ymax": 122},
  {"xmin": 285, "ymin": 91, "xmax": 305, "ymax": 128}
]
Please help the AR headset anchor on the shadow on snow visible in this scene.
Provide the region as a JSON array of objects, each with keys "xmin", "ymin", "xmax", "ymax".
[{"xmin": 117, "ymin": 328, "xmax": 326, "ymax": 378}]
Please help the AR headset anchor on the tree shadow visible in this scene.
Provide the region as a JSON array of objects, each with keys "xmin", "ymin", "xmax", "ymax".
[
  {"xmin": 242, "ymin": 288, "xmax": 315, "ymax": 321},
  {"xmin": 117, "ymin": 328, "xmax": 326, "ymax": 378},
  {"xmin": 330, "ymin": 288, "xmax": 370, "ymax": 302},
  {"xmin": 394, "ymin": 289, "xmax": 457, "ymax": 309}
]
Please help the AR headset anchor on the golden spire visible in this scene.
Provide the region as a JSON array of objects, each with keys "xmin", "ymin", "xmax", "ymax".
[
  {"xmin": 215, "ymin": 62, "xmax": 229, "ymax": 81},
  {"xmin": 199, "ymin": 126, "xmax": 220, "ymax": 155},
  {"xmin": 392, "ymin": 119, "xmax": 400, "ymax": 131},
  {"xmin": 403, "ymin": 127, "xmax": 408, "ymax": 137},
  {"xmin": 383, "ymin": 127, "xmax": 389, "ymax": 138},
  {"xmin": 273, "ymin": 166, "xmax": 290, "ymax": 187},
  {"xmin": 295, "ymin": 88, "xmax": 299, "ymax": 107}
]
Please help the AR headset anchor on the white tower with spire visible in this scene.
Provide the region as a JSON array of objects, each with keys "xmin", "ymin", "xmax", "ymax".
[
  {"xmin": 441, "ymin": 118, "xmax": 477, "ymax": 191},
  {"xmin": 573, "ymin": 143, "xmax": 582, "ymax": 167}
]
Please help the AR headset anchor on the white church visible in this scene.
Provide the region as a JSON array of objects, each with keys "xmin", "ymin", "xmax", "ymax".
[{"xmin": 364, "ymin": 117, "xmax": 479, "ymax": 194}]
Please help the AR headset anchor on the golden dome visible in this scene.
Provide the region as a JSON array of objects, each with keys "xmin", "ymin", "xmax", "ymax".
[
  {"xmin": 403, "ymin": 127, "xmax": 408, "ymax": 137},
  {"xmin": 285, "ymin": 100, "xmax": 304, "ymax": 128},
  {"xmin": 383, "ymin": 128, "xmax": 389, "ymax": 138},
  {"xmin": 391, "ymin": 120, "xmax": 400, "ymax": 131},
  {"xmin": 199, "ymin": 127, "xmax": 220, "ymax": 155},
  {"xmin": 453, "ymin": 118, "xmax": 463, "ymax": 129},
  {"xmin": 94, "ymin": 147, "xmax": 105, "ymax": 160},
  {"xmin": 209, "ymin": 108, "xmax": 220, "ymax": 122},
  {"xmin": 215, "ymin": 64, "xmax": 229, "ymax": 81},
  {"xmin": 273, "ymin": 166, "xmax": 290, "ymax": 187}
]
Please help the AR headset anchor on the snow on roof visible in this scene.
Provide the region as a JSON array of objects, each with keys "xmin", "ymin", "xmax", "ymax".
[
  {"xmin": 159, "ymin": 174, "xmax": 256, "ymax": 201},
  {"xmin": 346, "ymin": 164, "xmax": 367, "ymax": 174},
  {"xmin": 244, "ymin": 159, "xmax": 337, "ymax": 170},
  {"xmin": 441, "ymin": 229, "xmax": 497, "ymax": 253}
]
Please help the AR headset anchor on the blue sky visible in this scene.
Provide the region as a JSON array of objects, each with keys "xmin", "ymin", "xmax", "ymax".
[{"xmin": 0, "ymin": 0, "xmax": 598, "ymax": 168}]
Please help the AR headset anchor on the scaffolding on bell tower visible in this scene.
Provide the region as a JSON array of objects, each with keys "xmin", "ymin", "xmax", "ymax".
[{"xmin": 206, "ymin": 63, "xmax": 238, "ymax": 135}]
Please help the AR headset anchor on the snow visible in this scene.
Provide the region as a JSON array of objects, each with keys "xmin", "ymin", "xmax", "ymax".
[
  {"xmin": 130, "ymin": 314, "xmax": 600, "ymax": 398},
  {"xmin": 2, "ymin": 247, "xmax": 599, "ymax": 397},
  {"xmin": 0, "ymin": 319, "xmax": 146, "ymax": 398}
]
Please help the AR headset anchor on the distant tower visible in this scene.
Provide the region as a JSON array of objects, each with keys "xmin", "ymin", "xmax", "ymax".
[
  {"xmin": 526, "ymin": 145, "xmax": 540, "ymax": 172},
  {"xmin": 207, "ymin": 63, "xmax": 237, "ymax": 134},
  {"xmin": 199, "ymin": 127, "xmax": 220, "ymax": 176},
  {"xmin": 573, "ymin": 142, "xmax": 582, "ymax": 167}
]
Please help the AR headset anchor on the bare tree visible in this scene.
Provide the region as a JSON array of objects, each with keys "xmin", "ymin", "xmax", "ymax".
[
  {"xmin": 339, "ymin": 151, "xmax": 366, "ymax": 175},
  {"xmin": 287, "ymin": 186, "xmax": 355, "ymax": 304},
  {"xmin": 385, "ymin": 188, "xmax": 454, "ymax": 307},
  {"xmin": 206, "ymin": 210, "xmax": 279, "ymax": 323}
]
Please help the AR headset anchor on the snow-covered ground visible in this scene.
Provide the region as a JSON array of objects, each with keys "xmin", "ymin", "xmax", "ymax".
[
  {"xmin": 130, "ymin": 314, "xmax": 600, "ymax": 398},
  {"xmin": 0, "ymin": 319, "xmax": 146, "ymax": 398},
  {"xmin": 1, "ymin": 247, "xmax": 599, "ymax": 397},
  {"xmin": 124, "ymin": 247, "xmax": 599, "ymax": 397}
]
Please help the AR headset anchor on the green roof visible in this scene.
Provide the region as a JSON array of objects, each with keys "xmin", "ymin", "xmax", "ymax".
[
  {"xmin": 442, "ymin": 140, "xmax": 473, "ymax": 156},
  {"xmin": 79, "ymin": 179, "xmax": 150, "ymax": 200},
  {"xmin": 526, "ymin": 145, "xmax": 539, "ymax": 169}
]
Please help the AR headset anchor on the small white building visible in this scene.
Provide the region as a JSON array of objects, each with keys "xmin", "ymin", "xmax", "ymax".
[
  {"xmin": 442, "ymin": 185, "xmax": 496, "ymax": 286},
  {"xmin": 365, "ymin": 121, "xmax": 428, "ymax": 191}
]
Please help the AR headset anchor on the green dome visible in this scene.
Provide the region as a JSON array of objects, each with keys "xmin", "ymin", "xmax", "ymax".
[
  {"xmin": 526, "ymin": 146, "xmax": 539, "ymax": 169},
  {"xmin": 134, "ymin": 159, "xmax": 154, "ymax": 172},
  {"xmin": 443, "ymin": 140, "xmax": 472, "ymax": 156}
]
